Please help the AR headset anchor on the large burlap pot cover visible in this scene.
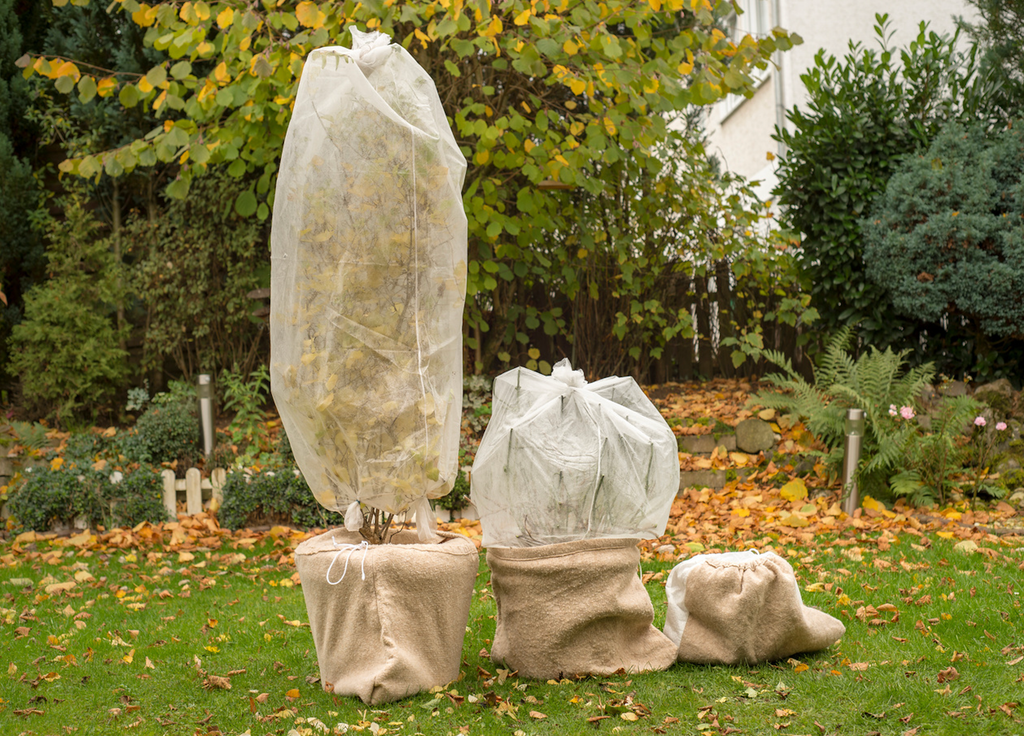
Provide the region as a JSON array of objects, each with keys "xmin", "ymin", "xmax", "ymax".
[
  {"xmin": 487, "ymin": 538, "xmax": 677, "ymax": 679},
  {"xmin": 663, "ymin": 550, "xmax": 845, "ymax": 665},
  {"xmin": 295, "ymin": 530, "xmax": 478, "ymax": 704}
]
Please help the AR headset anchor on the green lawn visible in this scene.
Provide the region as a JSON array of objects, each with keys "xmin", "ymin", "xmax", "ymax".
[{"xmin": 1, "ymin": 528, "xmax": 1021, "ymax": 736}]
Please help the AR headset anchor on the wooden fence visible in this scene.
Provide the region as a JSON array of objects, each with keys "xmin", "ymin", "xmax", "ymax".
[{"xmin": 646, "ymin": 262, "xmax": 811, "ymax": 385}]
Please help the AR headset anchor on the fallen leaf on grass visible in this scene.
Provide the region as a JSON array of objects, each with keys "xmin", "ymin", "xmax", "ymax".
[
  {"xmin": 203, "ymin": 675, "xmax": 231, "ymax": 690},
  {"xmin": 285, "ymin": 688, "xmax": 300, "ymax": 701},
  {"xmin": 529, "ymin": 711, "xmax": 546, "ymax": 719},
  {"xmin": 937, "ymin": 667, "xmax": 959, "ymax": 683},
  {"xmin": 780, "ymin": 478, "xmax": 807, "ymax": 502}
]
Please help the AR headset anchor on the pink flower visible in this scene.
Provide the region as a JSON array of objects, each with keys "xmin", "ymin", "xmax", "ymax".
[
  {"xmin": 900, "ymin": 406, "xmax": 915, "ymax": 420},
  {"xmin": 974, "ymin": 416, "xmax": 986, "ymax": 427},
  {"xmin": 888, "ymin": 404, "xmax": 898, "ymax": 417},
  {"xmin": 996, "ymin": 422, "xmax": 1007, "ymax": 431}
]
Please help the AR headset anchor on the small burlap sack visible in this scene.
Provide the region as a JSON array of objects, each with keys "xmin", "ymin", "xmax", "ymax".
[
  {"xmin": 663, "ymin": 550, "xmax": 845, "ymax": 665},
  {"xmin": 295, "ymin": 529, "xmax": 478, "ymax": 704},
  {"xmin": 487, "ymin": 538, "xmax": 677, "ymax": 679}
]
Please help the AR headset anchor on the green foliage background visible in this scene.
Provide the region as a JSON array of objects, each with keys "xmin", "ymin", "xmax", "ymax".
[
  {"xmin": 6, "ymin": 0, "xmax": 811, "ymax": 412},
  {"xmin": 771, "ymin": 15, "xmax": 1002, "ymax": 375},
  {"xmin": 863, "ymin": 121, "xmax": 1024, "ymax": 376}
]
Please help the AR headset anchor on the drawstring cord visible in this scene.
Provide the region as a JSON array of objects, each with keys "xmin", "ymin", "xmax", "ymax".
[{"xmin": 326, "ymin": 539, "xmax": 369, "ymax": 585}]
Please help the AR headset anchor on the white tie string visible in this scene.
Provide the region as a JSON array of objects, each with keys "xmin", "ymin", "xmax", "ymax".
[{"xmin": 326, "ymin": 539, "xmax": 370, "ymax": 585}]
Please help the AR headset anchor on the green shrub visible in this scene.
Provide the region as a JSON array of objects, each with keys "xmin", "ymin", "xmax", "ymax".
[
  {"xmin": 220, "ymin": 364, "xmax": 270, "ymax": 461},
  {"xmin": 127, "ymin": 172, "xmax": 268, "ymax": 379},
  {"xmin": 862, "ymin": 121, "xmax": 1024, "ymax": 374},
  {"xmin": 773, "ymin": 15, "xmax": 995, "ymax": 360},
  {"xmin": 61, "ymin": 432, "xmax": 112, "ymax": 467},
  {"xmin": 7, "ymin": 198, "xmax": 129, "ymax": 422},
  {"xmin": 435, "ymin": 470, "xmax": 471, "ymax": 512},
  {"xmin": 218, "ymin": 468, "xmax": 344, "ymax": 531},
  {"xmin": 5, "ymin": 464, "xmax": 166, "ymax": 531},
  {"xmin": 7, "ymin": 466, "xmax": 105, "ymax": 532},
  {"xmin": 119, "ymin": 400, "xmax": 199, "ymax": 467},
  {"xmin": 107, "ymin": 467, "xmax": 168, "ymax": 528}
]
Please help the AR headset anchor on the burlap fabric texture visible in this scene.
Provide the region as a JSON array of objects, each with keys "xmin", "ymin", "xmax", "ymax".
[
  {"xmin": 487, "ymin": 537, "xmax": 677, "ymax": 679},
  {"xmin": 295, "ymin": 529, "xmax": 478, "ymax": 704},
  {"xmin": 663, "ymin": 550, "xmax": 845, "ymax": 665}
]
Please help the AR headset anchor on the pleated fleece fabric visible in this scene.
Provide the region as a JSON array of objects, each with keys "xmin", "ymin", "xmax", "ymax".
[
  {"xmin": 295, "ymin": 529, "xmax": 478, "ymax": 704},
  {"xmin": 664, "ymin": 550, "xmax": 845, "ymax": 665},
  {"xmin": 487, "ymin": 537, "xmax": 677, "ymax": 679}
]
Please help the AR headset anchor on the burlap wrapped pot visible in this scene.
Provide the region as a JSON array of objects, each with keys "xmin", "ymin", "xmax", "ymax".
[
  {"xmin": 663, "ymin": 550, "xmax": 845, "ymax": 665},
  {"xmin": 486, "ymin": 537, "xmax": 677, "ymax": 679},
  {"xmin": 295, "ymin": 529, "xmax": 478, "ymax": 704}
]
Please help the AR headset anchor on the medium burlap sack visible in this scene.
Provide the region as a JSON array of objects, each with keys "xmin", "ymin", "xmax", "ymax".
[
  {"xmin": 295, "ymin": 529, "xmax": 478, "ymax": 704},
  {"xmin": 663, "ymin": 550, "xmax": 845, "ymax": 665},
  {"xmin": 487, "ymin": 538, "xmax": 677, "ymax": 679}
]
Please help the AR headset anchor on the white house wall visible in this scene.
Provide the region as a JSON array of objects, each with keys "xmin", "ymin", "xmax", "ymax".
[{"xmin": 707, "ymin": 0, "xmax": 979, "ymax": 188}]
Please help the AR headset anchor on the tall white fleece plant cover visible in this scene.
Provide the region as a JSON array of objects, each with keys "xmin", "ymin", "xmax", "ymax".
[
  {"xmin": 472, "ymin": 359, "xmax": 679, "ymax": 547},
  {"xmin": 270, "ymin": 31, "xmax": 468, "ymax": 533}
]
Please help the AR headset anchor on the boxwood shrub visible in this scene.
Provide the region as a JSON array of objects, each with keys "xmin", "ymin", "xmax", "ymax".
[
  {"xmin": 7, "ymin": 464, "xmax": 168, "ymax": 532},
  {"xmin": 218, "ymin": 468, "xmax": 344, "ymax": 531},
  {"xmin": 118, "ymin": 400, "xmax": 199, "ymax": 467}
]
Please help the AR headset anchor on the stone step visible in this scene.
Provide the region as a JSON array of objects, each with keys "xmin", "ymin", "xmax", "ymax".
[
  {"xmin": 678, "ymin": 435, "xmax": 736, "ymax": 454},
  {"xmin": 677, "ymin": 467, "xmax": 756, "ymax": 492}
]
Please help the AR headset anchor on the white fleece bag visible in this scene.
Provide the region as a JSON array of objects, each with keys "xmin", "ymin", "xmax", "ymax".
[
  {"xmin": 270, "ymin": 30, "xmax": 468, "ymax": 530},
  {"xmin": 471, "ymin": 359, "xmax": 679, "ymax": 547}
]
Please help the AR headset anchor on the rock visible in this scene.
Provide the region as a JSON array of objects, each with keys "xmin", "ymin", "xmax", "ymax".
[
  {"xmin": 655, "ymin": 544, "xmax": 675, "ymax": 556},
  {"xmin": 1009, "ymin": 489, "xmax": 1024, "ymax": 506},
  {"xmin": 973, "ymin": 378, "xmax": 1014, "ymax": 399},
  {"xmin": 939, "ymin": 380, "xmax": 968, "ymax": 398},
  {"xmin": 995, "ymin": 457, "xmax": 1021, "ymax": 475},
  {"xmin": 793, "ymin": 457, "xmax": 817, "ymax": 476},
  {"xmin": 919, "ymin": 384, "xmax": 939, "ymax": 412},
  {"xmin": 719, "ymin": 435, "xmax": 737, "ymax": 452},
  {"xmin": 678, "ymin": 470, "xmax": 726, "ymax": 492},
  {"xmin": 734, "ymin": 418, "xmax": 776, "ymax": 454}
]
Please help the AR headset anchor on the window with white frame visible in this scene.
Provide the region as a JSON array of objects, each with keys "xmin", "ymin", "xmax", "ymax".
[{"xmin": 718, "ymin": 0, "xmax": 773, "ymax": 119}]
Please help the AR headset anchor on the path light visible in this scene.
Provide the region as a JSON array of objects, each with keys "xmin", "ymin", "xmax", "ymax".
[
  {"xmin": 841, "ymin": 408, "xmax": 865, "ymax": 515},
  {"xmin": 197, "ymin": 374, "xmax": 216, "ymax": 461}
]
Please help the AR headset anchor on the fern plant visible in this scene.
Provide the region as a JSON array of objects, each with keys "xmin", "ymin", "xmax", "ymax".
[{"xmin": 751, "ymin": 327, "xmax": 936, "ymax": 496}]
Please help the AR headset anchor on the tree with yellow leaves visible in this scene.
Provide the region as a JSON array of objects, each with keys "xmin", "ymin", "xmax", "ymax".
[{"xmin": 21, "ymin": 0, "xmax": 803, "ymax": 376}]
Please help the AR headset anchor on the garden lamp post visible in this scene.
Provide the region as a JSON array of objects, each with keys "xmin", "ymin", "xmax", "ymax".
[
  {"xmin": 197, "ymin": 374, "xmax": 216, "ymax": 461},
  {"xmin": 841, "ymin": 408, "xmax": 865, "ymax": 515}
]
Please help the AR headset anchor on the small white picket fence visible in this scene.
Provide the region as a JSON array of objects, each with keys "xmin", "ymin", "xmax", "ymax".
[{"xmin": 161, "ymin": 468, "xmax": 226, "ymax": 518}]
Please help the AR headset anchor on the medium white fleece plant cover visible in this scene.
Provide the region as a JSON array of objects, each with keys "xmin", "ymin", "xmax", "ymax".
[
  {"xmin": 471, "ymin": 359, "xmax": 679, "ymax": 547},
  {"xmin": 270, "ymin": 30, "xmax": 468, "ymax": 533}
]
